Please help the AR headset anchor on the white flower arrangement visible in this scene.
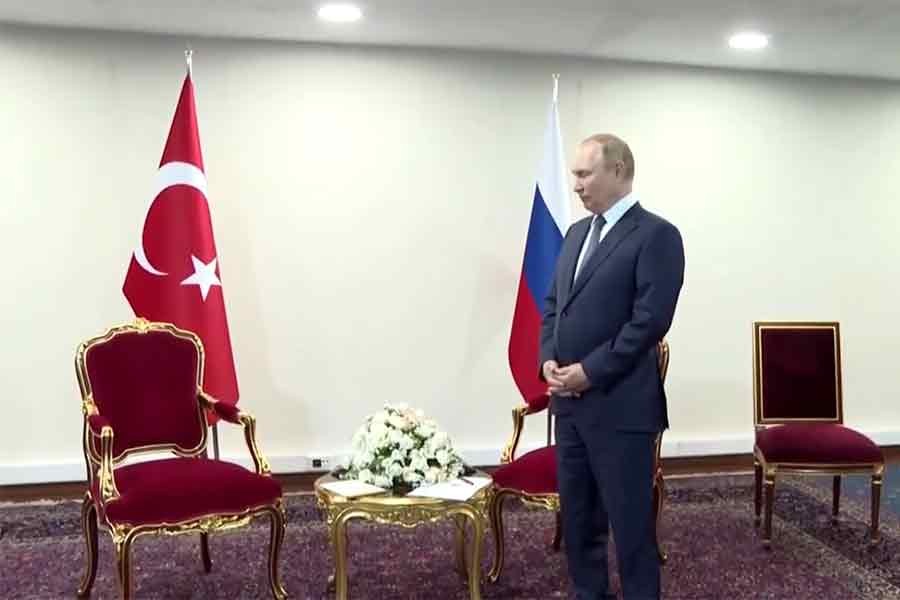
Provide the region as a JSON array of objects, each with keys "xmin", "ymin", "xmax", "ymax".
[{"xmin": 341, "ymin": 403, "xmax": 466, "ymax": 490}]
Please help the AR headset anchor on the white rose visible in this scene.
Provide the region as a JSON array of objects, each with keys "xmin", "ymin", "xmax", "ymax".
[
  {"xmin": 435, "ymin": 449, "xmax": 451, "ymax": 466},
  {"xmin": 416, "ymin": 423, "xmax": 436, "ymax": 438},
  {"xmin": 352, "ymin": 429, "xmax": 366, "ymax": 451},
  {"xmin": 388, "ymin": 462, "xmax": 404, "ymax": 478},
  {"xmin": 374, "ymin": 474, "xmax": 391, "ymax": 488},
  {"xmin": 388, "ymin": 428, "xmax": 406, "ymax": 446},
  {"xmin": 370, "ymin": 421, "xmax": 388, "ymax": 438},
  {"xmin": 388, "ymin": 414, "xmax": 410, "ymax": 430},
  {"xmin": 403, "ymin": 467, "xmax": 423, "ymax": 483},
  {"xmin": 358, "ymin": 469, "xmax": 373, "ymax": 484},
  {"xmin": 424, "ymin": 467, "xmax": 441, "ymax": 484}
]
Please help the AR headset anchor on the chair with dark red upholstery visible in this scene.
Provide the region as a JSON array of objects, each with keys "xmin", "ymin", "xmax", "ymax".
[
  {"xmin": 487, "ymin": 340, "xmax": 670, "ymax": 583},
  {"xmin": 752, "ymin": 321, "xmax": 884, "ymax": 547},
  {"xmin": 74, "ymin": 319, "xmax": 287, "ymax": 599}
]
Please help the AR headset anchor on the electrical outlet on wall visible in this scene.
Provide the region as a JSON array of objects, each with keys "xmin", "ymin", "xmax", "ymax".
[{"xmin": 310, "ymin": 456, "xmax": 330, "ymax": 470}]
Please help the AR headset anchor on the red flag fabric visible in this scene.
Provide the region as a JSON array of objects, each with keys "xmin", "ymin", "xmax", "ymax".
[{"xmin": 123, "ymin": 75, "xmax": 239, "ymax": 417}]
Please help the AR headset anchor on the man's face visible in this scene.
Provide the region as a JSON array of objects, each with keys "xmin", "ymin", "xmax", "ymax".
[{"xmin": 571, "ymin": 142, "xmax": 622, "ymax": 215}]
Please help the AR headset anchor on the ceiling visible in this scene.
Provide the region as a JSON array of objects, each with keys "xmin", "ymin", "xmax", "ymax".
[{"xmin": 3, "ymin": 0, "xmax": 900, "ymax": 80}]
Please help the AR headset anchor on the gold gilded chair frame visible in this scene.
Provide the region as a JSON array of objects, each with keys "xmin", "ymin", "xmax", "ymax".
[
  {"xmin": 488, "ymin": 340, "xmax": 670, "ymax": 583},
  {"xmin": 75, "ymin": 319, "xmax": 287, "ymax": 599},
  {"xmin": 752, "ymin": 321, "xmax": 884, "ymax": 546}
]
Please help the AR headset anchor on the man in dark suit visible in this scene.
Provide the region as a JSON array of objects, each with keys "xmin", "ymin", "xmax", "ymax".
[{"xmin": 540, "ymin": 134, "xmax": 685, "ymax": 600}]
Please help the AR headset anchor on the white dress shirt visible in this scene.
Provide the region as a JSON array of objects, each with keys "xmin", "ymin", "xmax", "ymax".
[{"xmin": 574, "ymin": 192, "xmax": 639, "ymax": 280}]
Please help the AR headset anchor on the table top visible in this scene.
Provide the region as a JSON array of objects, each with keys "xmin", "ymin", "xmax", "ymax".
[{"xmin": 314, "ymin": 471, "xmax": 493, "ymax": 508}]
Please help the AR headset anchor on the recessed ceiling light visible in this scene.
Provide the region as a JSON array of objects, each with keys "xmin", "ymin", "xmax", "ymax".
[
  {"xmin": 729, "ymin": 31, "xmax": 769, "ymax": 51},
  {"xmin": 318, "ymin": 4, "xmax": 363, "ymax": 23}
]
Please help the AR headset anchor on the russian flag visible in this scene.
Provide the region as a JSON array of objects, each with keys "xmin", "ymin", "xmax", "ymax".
[{"xmin": 508, "ymin": 80, "xmax": 571, "ymax": 402}]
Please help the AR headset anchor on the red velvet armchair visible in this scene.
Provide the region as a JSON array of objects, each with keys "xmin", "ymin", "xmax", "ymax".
[
  {"xmin": 752, "ymin": 321, "xmax": 884, "ymax": 546},
  {"xmin": 74, "ymin": 319, "xmax": 287, "ymax": 599},
  {"xmin": 488, "ymin": 340, "xmax": 670, "ymax": 582}
]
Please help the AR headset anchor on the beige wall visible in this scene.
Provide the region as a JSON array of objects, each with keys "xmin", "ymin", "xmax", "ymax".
[{"xmin": 3, "ymin": 23, "xmax": 900, "ymax": 484}]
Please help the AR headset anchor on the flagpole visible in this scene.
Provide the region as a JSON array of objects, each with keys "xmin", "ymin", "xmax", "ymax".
[
  {"xmin": 549, "ymin": 72, "xmax": 560, "ymax": 447},
  {"xmin": 185, "ymin": 45, "xmax": 220, "ymax": 461}
]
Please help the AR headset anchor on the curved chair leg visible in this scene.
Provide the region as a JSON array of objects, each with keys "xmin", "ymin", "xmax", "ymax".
[
  {"xmin": 115, "ymin": 532, "xmax": 135, "ymax": 600},
  {"xmin": 763, "ymin": 472, "xmax": 775, "ymax": 548},
  {"xmin": 487, "ymin": 491, "xmax": 509, "ymax": 583},
  {"xmin": 552, "ymin": 509, "xmax": 563, "ymax": 552},
  {"xmin": 654, "ymin": 474, "xmax": 667, "ymax": 564},
  {"xmin": 267, "ymin": 504, "xmax": 288, "ymax": 600},
  {"xmin": 753, "ymin": 459, "xmax": 762, "ymax": 526},
  {"xmin": 200, "ymin": 532, "xmax": 212, "ymax": 573},
  {"xmin": 871, "ymin": 472, "xmax": 883, "ymax": 544},
  {"xmin": 77, "ymin": 494, "xmax": 99, "ymax": 598},
  {"xmin": 832, "ymin": 476, "xmax": 841, "ymax": 523}
]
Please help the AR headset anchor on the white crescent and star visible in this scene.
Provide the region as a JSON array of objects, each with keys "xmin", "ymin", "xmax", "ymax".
[{"xmin": 133, "ymin": 161, "xmax": 220, "ymax": 301}]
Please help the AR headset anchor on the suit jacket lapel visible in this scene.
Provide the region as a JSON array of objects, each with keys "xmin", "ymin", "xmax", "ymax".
[
  {"xmin": 565, "ymin": 204, "xmax": 643, "ymax": 307},
  {"xmin": 559, "ymin": 218, "xmax": 592, "ymax": 304}
]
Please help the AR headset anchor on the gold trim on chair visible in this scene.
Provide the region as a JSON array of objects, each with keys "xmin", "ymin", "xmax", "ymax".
[
  {"xmin": 74, "ymin": 319, "xmax": 287, "ymax": 600},
  {"xmin": 753, "ymin": 321, "xmax": 843, "ymax": 425}
]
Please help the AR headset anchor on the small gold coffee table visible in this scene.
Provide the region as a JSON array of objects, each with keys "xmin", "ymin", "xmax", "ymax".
[{"xmin": 314, "ymin": 473, "xmax": 493, "ymax": 600}]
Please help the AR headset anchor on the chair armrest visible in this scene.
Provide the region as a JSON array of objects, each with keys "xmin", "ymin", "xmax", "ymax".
[
  {"xmin": 87, "ymin": 414, "xmax": 111, "ymax": 437},
  {"xmin": 95, "ymin": 424, "xmax": 119, "ymax": 504},
  {"xmin": 199, "ymin": 391, "xmax": 242, "ymax": 424},
  {"xmin": 81, "ymin": 397, "xmax": 119, "ymax": 503},
  {"xmin": 199, "ymin": 392, "xmax": 272, "ymax": 475},
  {"xmin": 499, "ymin": 402, "xmax": 548, "ymax": 464},
  {"xmin": 525, "ymin": 393, "xmax": 550, "ymax": 414}
]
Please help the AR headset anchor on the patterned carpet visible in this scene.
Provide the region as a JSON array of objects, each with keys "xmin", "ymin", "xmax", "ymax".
[{"xmin": 3, "ymin": 470, "xmax": 900, "ymax": 599}]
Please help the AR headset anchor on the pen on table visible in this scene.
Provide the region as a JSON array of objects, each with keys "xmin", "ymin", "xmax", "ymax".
[{"xmin": 460, "ymin": 477, "xmax": 475, "ymax": 485}]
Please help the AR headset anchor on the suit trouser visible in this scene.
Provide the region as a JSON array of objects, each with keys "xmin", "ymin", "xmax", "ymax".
[{"xmin": 555, "ymin": 414, "xmax": 660, "ymax": 600}]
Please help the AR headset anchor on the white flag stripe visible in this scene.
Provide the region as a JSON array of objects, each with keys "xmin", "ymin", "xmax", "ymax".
[{"xmin": 535, "ymin": 96, "xmax": 571, "ymax": 236}]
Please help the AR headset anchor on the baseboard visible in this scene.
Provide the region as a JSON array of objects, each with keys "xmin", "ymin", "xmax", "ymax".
[
  {"xmin": 3, "ymin": 429, "xmax": 899, "ymax": 491},
  {"xmin": 0, "ymin": 448, "xmax": 520, "ymax": 488}
]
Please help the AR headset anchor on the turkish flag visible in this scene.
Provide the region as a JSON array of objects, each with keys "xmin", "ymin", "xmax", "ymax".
[{"xmin": 123, "ymin": 74, "xmax": 239, "ymax": 418}]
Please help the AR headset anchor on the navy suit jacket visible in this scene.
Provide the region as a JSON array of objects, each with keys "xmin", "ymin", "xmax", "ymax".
[{"xmin": 539, "ymin": 202, "xmax": 685, "ymax": 432}]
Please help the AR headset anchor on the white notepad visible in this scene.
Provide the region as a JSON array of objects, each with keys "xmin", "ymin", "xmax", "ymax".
[
  {"xmin": 406, "ymin": 476, "xmax": 493, "ymax": 501},
  {"xmin": 319, "ymin": 479, "xmax": 388, "ymax": 498}
]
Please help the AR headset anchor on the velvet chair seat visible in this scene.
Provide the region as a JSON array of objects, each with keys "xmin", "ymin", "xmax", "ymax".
[
  {"xmin": 492, "ymin": 446, "xmax": 557, "ymax": 494},
  {"xmin": 92, "ymin": 458, "xmax": 283, "ymax": 526},
  {"xmin": 756, "ymin": 424, "xmax": 883, "ymax": 465}
]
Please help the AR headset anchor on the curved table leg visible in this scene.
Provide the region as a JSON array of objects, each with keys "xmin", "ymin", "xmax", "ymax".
[
  {"xmin": 330, "ymin": 510, "xmax": 360, "ymax": 600},
  {"xmin": 454, "ymin": 514, "xmax": 469, "ymax": 576},
  {"xmin": 452, "ymin": 506, "xmax": 485, "ymax": 600}
]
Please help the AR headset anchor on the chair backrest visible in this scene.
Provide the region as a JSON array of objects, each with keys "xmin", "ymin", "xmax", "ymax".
[
  {"xmin": 76, "ymin": 319, "xmax": 209, "ymax": 466},
  {"xmin": 752, "ymin": 321, "xmax": 843, "ymax": 426}
]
